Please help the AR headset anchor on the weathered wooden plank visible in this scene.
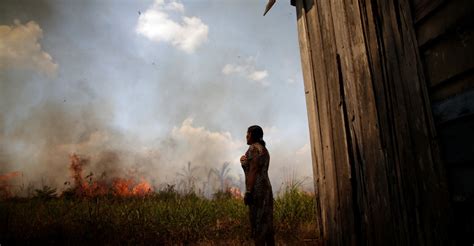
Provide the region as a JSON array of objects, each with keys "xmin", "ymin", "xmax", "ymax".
[
  {"xmin": 355, "ymin": 0, "xmax": 406, "ymax": 244},
  {"xmin": 411, "ymin": 0, "xmax": 445, "ymax": 23},
  {"xmin": 365, "ymin": 1, "xmax": 445, "ymax": 244},
  {"xmin": 354, "ymin": 0, "xmax": 448, "ymax": 244},
  {"xmin": 384, "ymin": 1, "xmax": 450, "ymax": 243},
  {"xmin": 432, "ymin": 88, "xmax": 474, "ymax": 124},
  {"xmin": 430, "ymin": 68, "xmax": 474, "ymax": 101},
  {"xmin": 329, "ymin": 0, "xmax": 395, "ymax": 243},
  {"xmin": 297, "ymin": 2, "xmax": 332, "ymax": 242},
  {"xmin": 302, "ymin": 0, "xmax": 343, "ymax": 243},
  {"xmin": 295, "ymin": 0, "xmax": 324, "ymax": 239},
  {"xmin": 320, "ymin": 1, "xmax": 356, "ymax": 244},
  {"xmin": 423, "ymin": 27, "xmax": 474, "ymax": 87},
  {"xmin": 294, "ymin": 0, "xmax": 450, "ymax": 244},
  {"xmin": 415, "ymin": 0, "xmax": 474, "ymax": 47}
]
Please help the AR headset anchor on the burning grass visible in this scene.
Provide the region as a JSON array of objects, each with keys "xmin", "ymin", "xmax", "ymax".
[
  {"xmin": 67, "ymin": 154, "xmax": 153, "ymax": 198},
  {"xmin": 0, "ymin": 154, "xmax": 319, "ymax": 244},
  {"xmin": 0, "ymin": 171, "xmax": 21, "ymax": 199},
  {"xmin": 0, "ymin": 186, "xmax": 319, "ymax": 245}
]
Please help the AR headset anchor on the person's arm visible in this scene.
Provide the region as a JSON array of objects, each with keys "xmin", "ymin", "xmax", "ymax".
[
  {"xmin": 246, "ymin": 145, "xmax": 260, "ymax": 193},
  {"xmin": 240, "ymin": 154, "xmax": 248, "ymax": 172}
]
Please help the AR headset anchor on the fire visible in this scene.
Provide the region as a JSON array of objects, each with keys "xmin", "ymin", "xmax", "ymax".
[
  {"xmin": 69, "ymin": 154, "xmax": 86, "ymax": 188},
  {"xmin": 0, "ymin": 171, "xmax": 21, "ymax": 199},
  {"xmin": 132, "ymin": 180, "xmax": 152, "ymax": 196},
  {"xmin": 68, "ymin": 153, "xmax": 152, "ymax": 198},
  {"xmin": 113, "ymin": 178, "xmax": 134, "ymax": 196},
  {"xmin": 0, "ymin": 171, "xmax": 21, "ymax": 182},
  {"xmin": 112, "ymin": 178, "xmax": 152, "ymax": 197},
  {"xmin": 69, "ymin": 154, "xmax": 89, "ymax": 196},
  {"xmin": 228, "ymin": 186, "xmax": 242, "ymax": 199}
]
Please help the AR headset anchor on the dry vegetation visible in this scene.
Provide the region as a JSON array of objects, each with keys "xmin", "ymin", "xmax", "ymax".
[
  {"xmin": 0, "ymin": 154, "xmax": 319, "ymax": 244},
  {"xmin": 0, "ymin": 184, "xmax": 319, "ymax": 245}
]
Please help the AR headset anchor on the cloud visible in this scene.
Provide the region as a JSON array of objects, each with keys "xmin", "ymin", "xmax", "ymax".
[
  {"xmin": 164, "ymin": 118, "xmax": 244, "ymax": 170},
  {"xmin": 0, "ymin": 20, "xmax": 58, "ymax": 76},
  {"xmin": 136, "ymin": 0, "xmax": 209, "ymax": 53},
  {"xmin": 248, "ymin": 70, "xmax": 269, "ymax": 81},
  {"xmin": 222, "ymin": 56, "xmax": 269, "ymax": 86}
]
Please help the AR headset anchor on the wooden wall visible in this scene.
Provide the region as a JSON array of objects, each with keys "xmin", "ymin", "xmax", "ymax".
[
  {"xmin": 412, "ymin": 0, "xmax": 474, "ymax": 243},
  {"xmin": 294, "ymin": 0, "xmax": 450, "ymax": 244}
]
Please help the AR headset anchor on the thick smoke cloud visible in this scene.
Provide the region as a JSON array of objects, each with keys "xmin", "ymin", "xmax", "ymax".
[
  {"xmin": 0, "ymin": 0, "xmax": 313, "ymax": 195},
  {"xmin": 0, "ymin": 21, "xmax": 58, "ymax": 76}
]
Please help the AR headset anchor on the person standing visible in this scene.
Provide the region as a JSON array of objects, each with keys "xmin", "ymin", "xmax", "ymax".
[{"xmin": 240, "ymin": 125, "xmax": 275, "ymax": 246}]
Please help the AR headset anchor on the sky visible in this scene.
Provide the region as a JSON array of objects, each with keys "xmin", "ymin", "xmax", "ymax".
[{"xmin": 0, "ymin": 0, "xmax": 313, "ymax": 193}]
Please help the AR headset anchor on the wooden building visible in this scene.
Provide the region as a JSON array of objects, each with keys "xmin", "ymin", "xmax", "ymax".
[
  {"xmin": 290, "ymin": 0, "xmax": 473, "ymax": 244},
  {"xmin": 414, "ymin": 0, "xmax": 474, "ymax": 244}
]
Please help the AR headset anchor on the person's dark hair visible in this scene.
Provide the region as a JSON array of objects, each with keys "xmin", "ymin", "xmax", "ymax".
[{"xmin": 248, "ymin": 125, "xmax": 266, "ymax": 147}]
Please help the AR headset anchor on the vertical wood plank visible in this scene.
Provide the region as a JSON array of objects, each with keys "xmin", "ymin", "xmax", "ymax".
[
  {"xmin": 295, "ymin": 0, "xmax": 324, "ymax": 240},
  {"xmin": 294, "ymin": 0, "xmax": 450, "ymax": 245}
]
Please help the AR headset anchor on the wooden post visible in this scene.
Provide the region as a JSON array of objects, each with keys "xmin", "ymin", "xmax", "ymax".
[{"xmin": 294, "ymin": 0, "xmax": 450, "ymax": 245}]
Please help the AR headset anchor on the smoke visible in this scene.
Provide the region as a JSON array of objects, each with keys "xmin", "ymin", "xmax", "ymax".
[
  {"xmin": 0, "ymin": 0, "xmax": 313, "ymax": 195},
  {"xmin": 1, "ymin": 100, "xmax": 312, "ymax": 194},
  {"xmin": 222, "ymin": 56, "xmax": 269, "ymax": 86},
  {"xmin": 0, "ymin": 20, "xmax": 58, "ymax": 76}
]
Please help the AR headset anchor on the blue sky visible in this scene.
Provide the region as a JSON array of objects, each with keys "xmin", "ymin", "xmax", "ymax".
[{"xmin": 0, "ymin": 0, "xmax": 313, "ymax": 192}]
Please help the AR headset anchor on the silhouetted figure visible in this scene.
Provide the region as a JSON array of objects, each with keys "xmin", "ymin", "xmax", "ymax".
[{"xmin": 240, "ymin": 125, "xmax": 275, "ymax": 246}]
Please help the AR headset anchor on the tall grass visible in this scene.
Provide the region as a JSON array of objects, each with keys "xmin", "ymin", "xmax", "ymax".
[
  {"xmin": 0, "ymin": 185, "xmax": 318, "ymax": 245},
  {"xmin": 274, "ymin": 180, "xmax": 317, "ymax": 242}
]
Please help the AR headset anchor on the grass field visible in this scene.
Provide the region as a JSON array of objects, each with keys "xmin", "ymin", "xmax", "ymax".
[{"xmin": 0, "ymin": 185, "xmax": 319, "ymax": 245}]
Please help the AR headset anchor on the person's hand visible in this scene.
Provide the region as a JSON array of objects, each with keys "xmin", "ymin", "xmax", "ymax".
[
  {"xmin": 240, "ymin": 155, "xmax": 247, "ymax": 164},
  {"xmin": 244, "ymin": 191, "xmax": 253, "ymax": 206}
]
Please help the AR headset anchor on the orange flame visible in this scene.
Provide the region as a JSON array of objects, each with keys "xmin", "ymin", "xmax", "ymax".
[
  {"xmin": 112, "ymin": 178, "xmax": 152, "ymax": 197},
  {"xmin": 68, "ymin": 153, "xmax": 152, "ymax": 198},
  {"xmin": 69, "ymin": 154, "xmax": 87, "ymax": 192},
  {"xmin": 0, "ymin": 171, "xmax": 21, "ymax": 199},
  {"xmin": 112, "ymin": 178, "xmax": 134, "ymax": 197},
  {"xmin": 132, "ymin": 180, "xmax": 152, "ymax": 196},
  {"xmin": 0, "ymin": 171, "xmax": 21, "ymax": 182},
  {"xmin": 228, "ymin": 187, "xmax": 242, "ymax": 199}
]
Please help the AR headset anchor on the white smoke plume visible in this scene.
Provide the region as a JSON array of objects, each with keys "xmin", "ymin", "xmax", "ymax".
[
  {"xmin": 0, "ymin": 0, "xmax": 313, "ymax": 196},
  {"xmin": 222, "ymin": 56, "xmax": 269, "ymax": 86},
  {"xmin": 0, "ymin": 20, "xmax": 58, "ymax": 76}
]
